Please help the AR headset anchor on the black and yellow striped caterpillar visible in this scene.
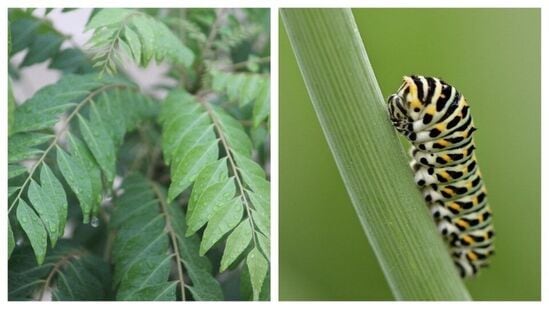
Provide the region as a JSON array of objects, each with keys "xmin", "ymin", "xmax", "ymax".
[{"xmin": 387, "ymin": 75, "xmax": 494, "ymax": 278}]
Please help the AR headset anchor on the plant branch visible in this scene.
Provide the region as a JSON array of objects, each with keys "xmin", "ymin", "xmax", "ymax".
[
  {"xmin": 202, "ymin": 8, "xmax": 227, "ymax": 57},
  {"xmin": 38, "ymin": 249, "xmax": 84, "ymax": 300},
  {"xmin": 282, "ymin": 8, "xmax": 471, "ymax": 300},
  {"xmin": 198, "ymin": 99, "xmax": 258, "ymax": 248},
  {"xmin": 150, "ymin": 181, "xmax": 186, "ymax": 301},
  {"xmin": 7, "ymin": 84, "xmax": 129, "ymax": 215}
]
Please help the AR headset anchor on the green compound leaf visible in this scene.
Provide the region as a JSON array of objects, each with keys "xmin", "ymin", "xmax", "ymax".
[
  {"xmin": 111, "ymin": 175, "xmax": 222, "ymax": 301},
  {"xmin": 12, "ymin": 74, "xmax": 121, "ymax": 134},
  {"xmin": 8, "ymin": 241, "xmax": 110, "ymax": 300},
  {"xmin": 86, "ymin": 8, "xmax": 195, "ymax": 74},
  {"xmin": 16, "ymin": 200, "xmax": 47, "ymax": 265},
  {"xmin": 160, "ymin": 89, "xmax": 270, "ymax": 298},
  {"xmin": 281, "ymin": 8, "xmax": 471, "ymax": 300},
  {"xmin": 8, "ymin": 73, "xmax": 157, "ymax": 261},
  {"xmin": 210, "ymin": 70, "xmax": 270, "ymax": 127}
]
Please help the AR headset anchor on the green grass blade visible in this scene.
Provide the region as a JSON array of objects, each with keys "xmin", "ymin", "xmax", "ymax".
[{"xmin": 281, "ymin": 8, "xmax": 471, "ymax": 300}]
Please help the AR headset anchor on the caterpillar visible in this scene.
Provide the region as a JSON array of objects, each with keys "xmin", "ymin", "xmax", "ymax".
[{"xmin": 387, "ymin": 75, "xmax": 494, "ymax": 278}]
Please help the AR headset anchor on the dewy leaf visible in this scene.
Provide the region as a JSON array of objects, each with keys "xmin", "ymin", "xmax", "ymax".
[
  {"xmin": 56, "ymin": 146, "xmax": 93, "ymax": 223},
  {"xmin": 213, "ymin": 107, "xmax": 253, "ymax": 156},
  {"xmin": 12, "ymin": 74, "xmax": 115, "ymax": 134},
  {"xmin": 78, "ymin": 112, "xmax": 116, "ymax": 183},
  {"xmin": 246, "ymin": 248, "xmax": 268, "ymax": 300},
  {"xmin": 152, "ymin": 20, "xmax": 195, "ymax": 67},
  {"xmin": 92, "ymin": 92, "xmax": 127, "ymax": 147},
  {"xmin": 7, "ymin": 72, "xmax": 157, "ymax": 275},
  {"xmin": 199, "ymin": 197, "xmax": 243, "ymax": 255},
  {"xmin": 220, "ymin": 221, "xmax": 253, "ymax": 271},
  {"xmin": 67, "ymin": 133, "xmax": 103, "ymax": 213},
  {"xmin": 252, "ymin": 208, "xmax": 269, "ymax": 238},
  {"xmin": 112, "ymin": 175, "xmax": 222, "ymax": 301},
  {"xmin": 160, "ymin": 91, "xmax": 209, "ymax": 164},
  {"xmin": 186, "ymin": 178, "xmax": 236, "ymax": 236},
  {"xmin": 8, "ymin": 132, "xmax": 53, "ymax": 163},
  {"xmin": 27, "ymin": 164, "xmax": 67, "ymax": 246},
  {"xmin": 16, "ymin": 200, "xmax": 47, "ymax": 265},
  {"xmin": 257, "ymin": 233, "xmax": 270, "ymax": 259},
  {"xmin": 167, "ymin": 140, "xmax": 219, "ymax": 202},
  {"xmin": 187, "ymin": 158, "xmax": 228, "ymax": 217},
  {"xmin": 160, "ymin": 89, "xmax": 271, "ymax": 298},
  {"xmin": 168, "ymin": 204, "xmax": 224, "ymax": 301}
]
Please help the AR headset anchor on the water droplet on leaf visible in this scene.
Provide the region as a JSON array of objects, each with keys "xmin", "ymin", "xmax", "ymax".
[{"xmin": 90, "ymin": 216, "xmax": 100, "ymax": 228}]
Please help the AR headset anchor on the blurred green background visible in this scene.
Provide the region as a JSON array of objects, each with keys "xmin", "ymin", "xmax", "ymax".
[{"xmin": 279, "ymin": 9, "xmax": 540, "ymax": 300}]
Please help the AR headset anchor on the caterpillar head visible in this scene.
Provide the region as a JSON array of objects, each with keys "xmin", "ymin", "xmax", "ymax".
[
  {"xmin": 388, "ymin": 75, "xmax": 426, "ymax": 133},
  {"xmin": 387, "ymin": 85, "xmax": 411, "ymax": 133}
]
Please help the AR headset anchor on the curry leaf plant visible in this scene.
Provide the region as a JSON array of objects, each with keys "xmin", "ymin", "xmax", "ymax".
[{"xmin": 8, "ymin": 8, "xmax": 270, "ymax": 301}]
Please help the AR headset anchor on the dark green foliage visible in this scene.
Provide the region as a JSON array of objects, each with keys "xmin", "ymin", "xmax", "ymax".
[
  {"xmin": 8, "ymin": 241, "xmax": 111, "ymax": 301},
  {"xmin": 8, "ymin": 8, "xmax": 269, "ymax": 301},
  {"xmin": 9, "ymin": 9, "xmax": 93, "ymax": 75},
  {"xmin": 111, "ymin": 175, "xmax": 223, "ymax": 300}
]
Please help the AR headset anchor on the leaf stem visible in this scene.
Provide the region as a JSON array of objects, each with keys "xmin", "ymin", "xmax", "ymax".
[
  {"xmin": 150, "ymin": 181, "xmax": 186, "ymax": 301},
  {"xmin": 282, "ymin": 8, "xmax": 471, "ymax": 300}
]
